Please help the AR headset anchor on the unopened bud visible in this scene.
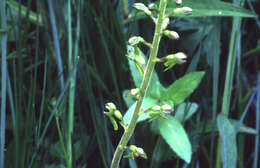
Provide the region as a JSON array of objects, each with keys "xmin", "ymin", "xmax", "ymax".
[
  {"xmin": 133, "ymin": 3, "xmax": 152, "ymax": 16},
  {"xmin": 176, "ymin": 0, "xmax": 182, "ymax": 5},
  {"xmin": 162, "ymin": 17, "xmax": 170, "ymax": 30},
  {"xmin": 148, "ymin": 3, "xmax": 157, "ymax": 10},
  {"xmin": 164, "ymin": 52, "xmax": 187, "ymax": 71},
  {"xmin": 174, "ymin": 52, "xmax": 187, "ymax": 64},
  {"xmin": 105, "ymin": 102, "xmax": 117, "ymax": 112},
  {"xmin": 162, "ymin": 104, "xmax": 172, "ymax": 113},
  {"xmin": 173, "ymin": 7, "xmax": 192, "ymax": 15},
  {"xmin": 164, "ymin": 30, "xmax": 180, "ymax": 40},
  {"xmin": 152, "ymin": 105, "xmax": 161, "ymax": 111},
  {"xmin": 136, "ymin": 147, "xmax": 147, "ymax": 159},
  {"xmin": 131, "ymin": 88, "xmax": 140, "ymax": 96},
  {"xmin": 128, "ymin": 36, "xmax": 144, "ymax": 46}
]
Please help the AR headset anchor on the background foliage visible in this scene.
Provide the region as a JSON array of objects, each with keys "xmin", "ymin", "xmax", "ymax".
[{"xmin": 0, "ymin": 0, "xmax": 259, "ymax": 167}]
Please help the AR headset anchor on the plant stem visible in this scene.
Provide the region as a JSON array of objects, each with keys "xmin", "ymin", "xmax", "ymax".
[
  {"xmin": 0, "ymin": 0, "xmax": 7, "ymax": 167},
  {"xmin": 121, "ymin": 0, "xmax": 129, "ymax": 17},
  {"xmin": 216, "ymin": 1, "xmax": 244, "ymax": 167},
  {"xmin": 67, "ymin": 0, "xmax": 74, "ymax": 167},
  {"xmin": 110, "ymin": 1, "xmax": 168, "ymax": 167}
]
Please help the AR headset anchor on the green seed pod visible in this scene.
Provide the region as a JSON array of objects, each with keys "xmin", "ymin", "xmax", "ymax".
[
  {"xmin": 129, "ymin": 145, "xmax": 137, "ymax": 152},
  {"xmin": 114, "ymin": 110, "xmax": 123, "ymax": 120},
  {"xmin": 109, "ymin": 116, "xmax": 118, "ymax": 131}
]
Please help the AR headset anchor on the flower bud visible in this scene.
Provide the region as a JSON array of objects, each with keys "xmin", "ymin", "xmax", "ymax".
[
  {"xmin": 114, "ymin": 110, "xmax": 123, "ymax": 120},
  {"xmin": 174, "ymin": 52, "xmax": 187, "ymax": 64},
  {"xmin": 176, "ymin": 0, "xmax": 182, "ymax": 5},
  {"xmin": 136, "ymin": 147, "xmax": 147, "ymax": 159},
  {"xmin": 128, "ymin": 36, "xmax": 144, "ymax": 46},
  {"xmin": 131, "ymin": 88, "xmax": 140, "ymax": 96},
  {"xmin": 163, "ymin": 30, "xmax": 180, "ymax": 40},
  {"xmin": 151, "ymin": 105, "xmax": 161, "ymax": 111},
  {"xmin": 163, "ymin": 53, "xmax": 187, "ymax": 71},
  {"xmin": 148, "ymin": 3, "xmax": 157, "ymax": 10},
  {"xmin": 133, "ymin": 3, "xmax": 152, "ymax": 16},
  {"xmin": 173, "ymin": 7, "xmax": 192, "ymax": 15},
  {"xmin": 162, "ymin": 17, "xmax": 170, "ymax": 30},
  {"xmin": 162, "ymin": 104, "xmax": 172, "ymax": 111},
  {"xmin": 105, "ymin": 102, "xmax": 117, "ymax": 112}
]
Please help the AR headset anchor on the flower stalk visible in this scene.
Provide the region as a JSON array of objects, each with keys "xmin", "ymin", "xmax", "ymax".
[{"xmin": 110, "ymin": 0, "xmax": 168, "ymax": 167}]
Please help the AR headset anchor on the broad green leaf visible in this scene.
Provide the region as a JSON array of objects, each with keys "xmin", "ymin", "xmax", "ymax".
[
  {"xmin": 217, "ymin": 114, "xmax": 237, "ymax": 168},
  {"xmin": 127, "ymin": 45, "xmax": 165, "ymax": 99},
  {"xmin": 162, "ymin": 71, "xmax": 205, "ymax": 105},
  {"xmin": 158, "ymin": 116, "xmax": 192, "ymax": 163},
  {"xmin": 174, "ymin": 102, "xmax": 198, "ymax": 122},
  {"xmin": 123, "ymin": 98, "xmax": 158, "ymax": 125},
  {"xmin": 124, "ymin": 0, "xmax": 256, "ymax": 24}
]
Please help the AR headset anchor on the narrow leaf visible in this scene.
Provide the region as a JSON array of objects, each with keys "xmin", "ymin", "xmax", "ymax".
[
  {"xmin": 158, "ymin": 116, "xmax": 192, "ymax": 163},
  {"xmin": 217, "ymin": 114, "xmax": 237, "ymax": 168},
  {"xmin": 174, "ymin": 102, "xmax": 198, "ymax": 122}
]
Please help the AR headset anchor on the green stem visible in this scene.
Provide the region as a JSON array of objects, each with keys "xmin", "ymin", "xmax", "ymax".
[
  {"xmin": 122, "ymin": 0, "xmax": 129, "ymax": 17},
  {"xmin": 216, "ymin": 1, "xmax": 244, "ymax": 167},
  {"xmin": 0, "ymin": 0, "xmax": 7, "ymax": 167},
  {"xmin": 110, "ymin": 1, "xmax": 168, "ymax": 168},
  {"xmin": 67, "ymin": 0, "xmax": 74, "ymax": 167}
]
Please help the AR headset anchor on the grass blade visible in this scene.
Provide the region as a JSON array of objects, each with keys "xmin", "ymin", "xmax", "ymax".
[
  {"xmin": 47, "ymin": 0, "xmax": 65, "ymax": 90},
  {"xmin": 253, "ymin": 72, "xmax": 260, "ymax": 168},
  {"xmin": 0, "ymin": 0, "xmax": 8, "ymax": 167}
]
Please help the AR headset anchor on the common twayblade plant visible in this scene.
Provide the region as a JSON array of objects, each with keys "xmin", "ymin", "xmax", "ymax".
[{"xmin": 104, "ymin": 1, "xmax": 205, "ymax": 168}]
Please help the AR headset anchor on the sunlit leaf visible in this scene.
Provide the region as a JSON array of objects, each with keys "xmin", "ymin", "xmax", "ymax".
[
  {"xmin": 158, "ymin": 116, "xmax": 192, "ymax": 163},
  {"xmin": 162, "ymin": 71, "xmax": 205, "ymax": 105}
]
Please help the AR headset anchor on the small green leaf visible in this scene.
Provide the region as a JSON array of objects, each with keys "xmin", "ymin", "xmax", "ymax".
[
  {"xmin": 158, "ymin": 116, "xmax": 192, "ymax": 163},
  {"xmin": 162, "ymin": 71, "xmax": 205, "ymax": 105},
  {"xmin": 174, "ymin": 102, "xmax": 198, "ymax": 122},
  {"xmin": 217, "ymin": 114, "xmax": 237, "ymax": 168},
  {"xmin": 123, "ymin": 98, "xmax": 158, "ymax": 125}
]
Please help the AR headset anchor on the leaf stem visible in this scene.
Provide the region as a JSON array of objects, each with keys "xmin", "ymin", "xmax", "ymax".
[{"xmin": 110, "ymin": 1, "xmax": 168, "ymax": 168}]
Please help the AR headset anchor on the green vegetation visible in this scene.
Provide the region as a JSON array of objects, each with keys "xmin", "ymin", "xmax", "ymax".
[{"xmin": 0, "ymin": 0, "xmax": 259, "ymax": 168}]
